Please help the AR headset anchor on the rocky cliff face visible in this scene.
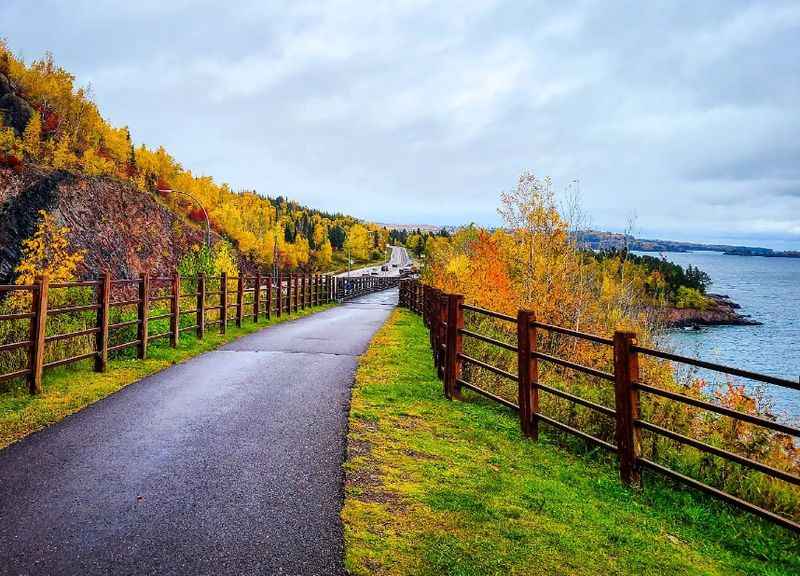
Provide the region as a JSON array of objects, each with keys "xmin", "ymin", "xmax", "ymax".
[
  {"xmin": 0, "ymin": 72, "xmax": 34, "ymax": 136},
  {"xmin": 0, "ymin": 165, "xmax": 211, "ymax": 283}
]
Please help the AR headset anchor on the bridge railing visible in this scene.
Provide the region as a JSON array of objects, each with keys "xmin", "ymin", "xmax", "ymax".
[
  {"xmin": 334, "ymin": 275, "xmax": 399, "ymax": 301},
  {"xmin": 398, "ymin": 278, "xmax": 800, "ymax": 534},
  {"xmin": 0, "ymin": 271, "xmax": 335, "ymax": 395}
]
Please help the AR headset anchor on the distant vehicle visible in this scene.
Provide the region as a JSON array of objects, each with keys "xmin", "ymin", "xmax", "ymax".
[
  {"xmin": 391, "ymin": 263, "xmax": 398, "ymax": 268},
  {"xmin": 380, "ymin": 265, "xmax": 389, "ymax": 271},
  {"xmin": 370, "ymin": 271, "xmax": 379, "ymax": 276}
]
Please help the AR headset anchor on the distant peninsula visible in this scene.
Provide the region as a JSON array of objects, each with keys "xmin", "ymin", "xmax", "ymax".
[
  {"xmin": 721, "ymin": 247, "xmax": 800, "ymax": 258},
  {"xmin": 379, "ymin": 225, "xmax": 799, "ymax": 259},
  {"xmin": 577, "ymin": 230, "xmax": 799, "ymax": 258}
]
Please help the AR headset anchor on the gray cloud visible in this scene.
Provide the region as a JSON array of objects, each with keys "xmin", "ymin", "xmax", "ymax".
[{"xmin": 2, "ymin": 0, "xmax": 799, "ymax": 248}]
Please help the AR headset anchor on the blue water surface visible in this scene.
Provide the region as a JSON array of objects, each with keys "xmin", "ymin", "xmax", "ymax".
[{"xmin": 635, "ymin": 251, "xmax": 799, "ymax": 418}]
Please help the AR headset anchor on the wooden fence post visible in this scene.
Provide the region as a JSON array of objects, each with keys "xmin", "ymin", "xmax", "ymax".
[
  {"xmin": 276, "ymin": 271, "xmax": 282, "ymax": 317},
  {"xmin": 294, "ymin": 275, "xmax": 299, "ymax": 311},
  {"xmin": 197, "ymin": 273, "xmax": 206, "ymax": 339},
  {"xmin": 95, "ymin": 272, "xmax": 111, "ymax": 372},
  {"xmin": 517, "ymin": 310, "xmax": 539, "ymax": 439},
  {"xmin": 286, "ymin": 272, "xmax": 292, "ymax": 315},
  {"xmin": 254, "ymin": 273, "xmax": 261, "ymax": 322},
  {"xmin": 137, "ymin": 272, "xmax": 150, "ymax": 359},
  {"xmin": 422, "ymin": 285, "xmax": 429, "ymax": 326},
  {"xmin": 614, "ymin": 331, "xmax": 642, "ymax": 487},
  {"xmin": 445, "ymin": 294, "xmax": 464, "ymax": 400},
  {"xmin": 425, "ymin": 287, "xmax": 434, "ymax": 350},
  {"xmin": 28, "ymin": 274, "xmax": 49, "ymax": 394},
  {"xmin": 267, "ymin": 275, "xmax": 273, "ymax": 320},
  {"xmin": 301, "ymin": 274, "xmax": 307, "ymax": 310},
  {"xmin": 438, "ymin": 293, "xmax": 448, "ymax": 381},
  {"xmin": 170, "ymin": 272, "xmax": 180, "ymax": 348},
  {"xmin": 220, "ymin": 272, "xmax": 228, "ymax": 334},
  {"xmin": 236, "ymin": 273, "xmax": 244, "ymax": 328}
]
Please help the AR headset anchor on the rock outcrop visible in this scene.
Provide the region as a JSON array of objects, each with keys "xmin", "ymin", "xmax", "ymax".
[
  {"xmin": 0, "ymin": 165, "xmax": 212, "ymax": 283},
  {"xmin": 659, "ymin": 294, "xmax": 761, "ymax": 328},
  {"xmin": 0, "ymin": 72, "xmax": 34, "ymax": 135}
]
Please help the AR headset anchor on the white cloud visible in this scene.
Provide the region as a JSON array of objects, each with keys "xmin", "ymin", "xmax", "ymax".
[{"xmin": 1, "ymin": 0, "xmax": 798, "ymax": 247}]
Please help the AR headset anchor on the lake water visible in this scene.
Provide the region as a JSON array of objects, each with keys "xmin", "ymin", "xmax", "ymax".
[{"xmin": 636, "ymin": 251, "xmax": 799, "ymax": 418}]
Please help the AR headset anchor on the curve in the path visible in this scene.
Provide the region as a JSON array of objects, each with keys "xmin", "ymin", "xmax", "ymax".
[{"xmin": 0, "ymin": 289, "xmax": 397, "ymax": 576}]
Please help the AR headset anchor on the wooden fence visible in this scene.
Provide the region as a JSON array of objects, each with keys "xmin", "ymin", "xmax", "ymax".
[
  {"xmin": 335, "ymin": 275, "xmax": 399, "ymax": 300},
  {"xmin": 399, "ymin": 279, "xmax": 800, "ymax": 533},
  {"xmin": 0, "ymin": 271, "xmax": 348, "ymax": 395}
]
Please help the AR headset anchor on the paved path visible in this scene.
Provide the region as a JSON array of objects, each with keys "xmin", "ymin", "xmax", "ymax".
[
  {"xmin": 336, "ymin": 245, "xmax": 411, "ymax": 278},
  {"xmin": 0, "ymin": 289, "xmax": 397, "ymax": 576}
]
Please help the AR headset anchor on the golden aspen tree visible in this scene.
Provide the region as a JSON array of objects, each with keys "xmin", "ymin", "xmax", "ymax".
[
  {"xmin": 15, "ymin": 211, "xmax": 85, "ymax": 285},
  {"xmin": 21, "ymin": 111, "xmax": 42, "ymax": 160}
]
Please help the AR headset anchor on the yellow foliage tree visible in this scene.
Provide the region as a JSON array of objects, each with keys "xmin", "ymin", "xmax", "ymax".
[
  {"xmin": 21, "ymin": 111, "xmax": 41, "ymax": 160},
  {"xmin": 344, "ymin": 224, "xmax": 370, "ymax": 261},
  {"xmin": 51, "ymin": 133, "xmax": 77, "ymax": 170},
  {"xmin": 15, "ymin": 211, "xmax": 85, "ymax": 285},
  {"xmin": 211, "ymin": 242, "xmax": 238, "ymax": 277},
  {"xmin": 315, "ymin": 238, "xmax": 333, "ymax": 268}
]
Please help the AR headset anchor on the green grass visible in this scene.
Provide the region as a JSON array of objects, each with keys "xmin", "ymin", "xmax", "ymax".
[
  {"xmin": 343, "ymin": 309, "xmax": 800, "ymax": 576},
  {"xmin": 0, "ymin": 303, "xmax": 335, "ymax": 449}
]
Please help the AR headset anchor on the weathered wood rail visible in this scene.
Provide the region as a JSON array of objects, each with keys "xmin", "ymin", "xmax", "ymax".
[
  {"xmin": 399, "ymin": 278, "xmax": 800, "ymax": 533},
  {"xmin": 334, "ymin": 275, "xmax": 399, "ymax": 300},
  {"xmin": 0, "ymin": 270, "xmax": 398, "ymax": 396}
]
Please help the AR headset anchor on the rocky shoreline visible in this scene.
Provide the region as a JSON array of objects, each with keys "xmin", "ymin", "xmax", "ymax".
[{"xmin": 660, "ymin": 294, "xmax": 761, "ymax": 328}]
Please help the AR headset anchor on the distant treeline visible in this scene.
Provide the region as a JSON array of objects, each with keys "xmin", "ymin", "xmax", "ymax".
[
  {"xmin": 593, "ymin": 249, "xmax": 712, "ymax": 307},
  {"xmin": 389, "ymin": 228, "xmax": 450, "ymax": 257}
]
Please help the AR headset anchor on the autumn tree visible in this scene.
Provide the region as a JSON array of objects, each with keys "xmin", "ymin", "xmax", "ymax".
[
  {"xmin": 15, "ymin": 211, "xmax": 85, "ymax": 284},
  {"xmin": 0, "ymin": 43, "xmax": 383, "ymax": 274},
  {"xmin": 344, "ymin": 224, "xmax": 370, "ymax": 261},
  {"xmin": 21, "ymin": 111, "xmax": 42, "ymax": 160}
]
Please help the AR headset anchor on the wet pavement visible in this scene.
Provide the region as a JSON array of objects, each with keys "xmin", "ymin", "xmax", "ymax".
[{"xmin": 0, "ymin": 289, "xmax": 397, "ymax": 576}]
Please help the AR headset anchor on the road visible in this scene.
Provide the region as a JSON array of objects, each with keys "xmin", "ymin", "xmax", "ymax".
[
  {"xmin": 0, "ymin": 289, "xmax": 398, "ymax": 576},
  {"xmin": 337, "ymin": 245, "xmax": 411, "ymax": 278}
]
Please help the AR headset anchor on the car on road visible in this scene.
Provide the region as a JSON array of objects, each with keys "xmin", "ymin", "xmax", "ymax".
[
  {"xmin": 391, "ymin": 263, "xmax": 398, "ymax": 268},
  {"xmin": 380, "ymin": 265, "xmax": 389, "ymax": 272}
]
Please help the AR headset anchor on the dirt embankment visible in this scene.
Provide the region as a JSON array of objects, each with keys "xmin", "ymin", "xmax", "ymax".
[
  {"xmin": 0, "ymin": 165, "xmax": 212, "ymax": 283},
  {"xmin": 659, "ymin": 294, "xmax": 761, "ymax": 328}
]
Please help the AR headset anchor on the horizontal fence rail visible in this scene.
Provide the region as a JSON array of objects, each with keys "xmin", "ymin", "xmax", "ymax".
[
  {"xmin": 334, "ymin": 275, "xmax": 399, "ymax": 301},
  {"xmin": 398, "ymin": 278, "xmax": 800, "ymax": 534},
  {"xmin": 0, "ymin": 270, "xmax": 356, "ymax": 395}
]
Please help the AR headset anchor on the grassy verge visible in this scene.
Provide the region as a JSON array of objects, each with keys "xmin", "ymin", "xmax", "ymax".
[
  {"xmin": 0, "ymin": 303, "xmax": 335, "ymax": 450},
  {"xmin": 343, "ymin": 309, "xmax": 800, "ymax": 576}
]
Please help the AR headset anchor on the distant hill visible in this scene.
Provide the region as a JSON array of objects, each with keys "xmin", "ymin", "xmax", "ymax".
[
  {"xmin": 577, "ymin": 230, "xmax": 799, "ymax": 258},
  {"xmin": 377, "ymin": 223, "xmax": 455, "ymax": 234}
]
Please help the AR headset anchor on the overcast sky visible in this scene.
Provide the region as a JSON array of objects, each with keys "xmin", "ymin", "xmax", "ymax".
[{"xmin": 2, "ymin": 1, "xmax": 799, "ymax": 248}]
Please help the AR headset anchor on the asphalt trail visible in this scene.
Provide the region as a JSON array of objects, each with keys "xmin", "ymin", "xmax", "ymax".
[{"xmin": 0, "ymin": 289, "xmax": 397, "ymax": 576}]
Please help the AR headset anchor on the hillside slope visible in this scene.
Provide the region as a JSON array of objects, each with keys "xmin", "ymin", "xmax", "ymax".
[
  {"xmin": 0, "ymin": 45, "xmax": 388, "ymax": 280},
  {"xmin": 0, "ymin": 165, "xmax": 210, "ymax": 283}
]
